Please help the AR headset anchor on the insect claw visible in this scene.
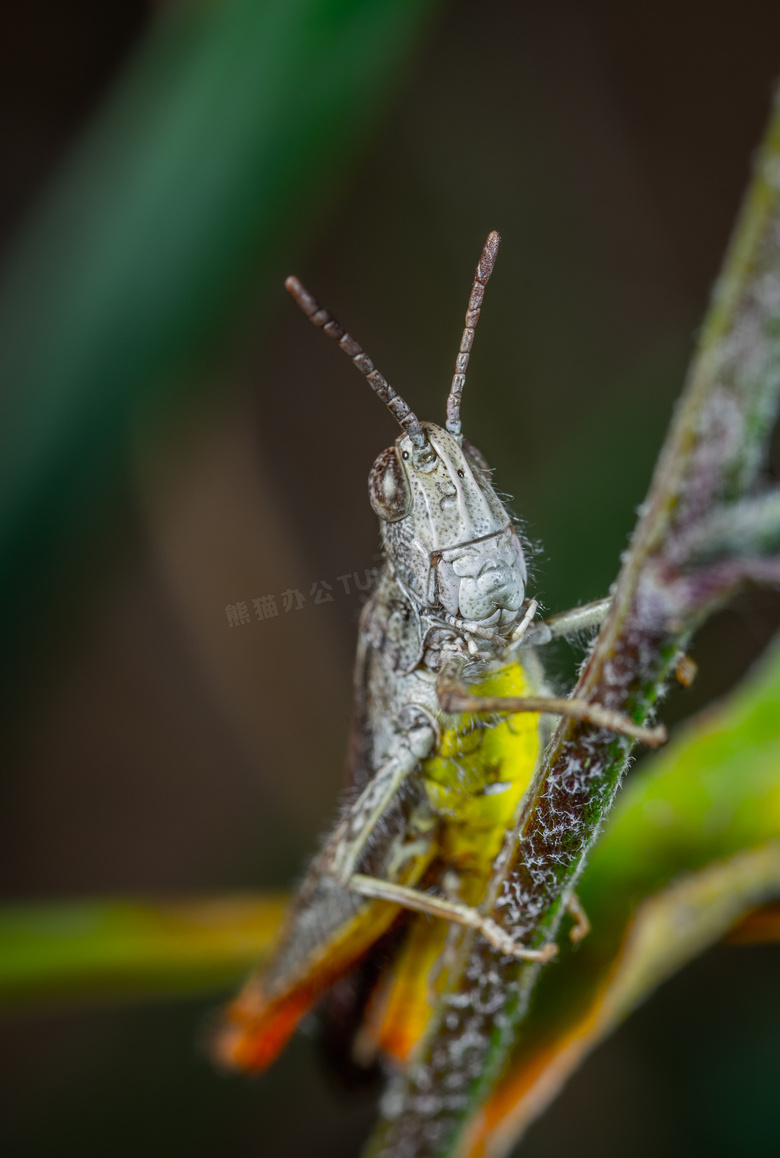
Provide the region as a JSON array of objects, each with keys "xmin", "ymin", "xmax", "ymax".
[
  {"xmin": 537, "ymin": 941, "xmax": 559, "ymax": 963},
  {"xmin": 643, "ymin": 723, "xmax": 668, "ymax": 748},
  {"xmin": 566, "ymin": 893, "xmax": 591, "ymax": 943},
  {"xmin": 477, "ymin": 915, "xmax": 557, "ymax": 962},
  {"xmin": 507, "ymin": 599, "xmax": 538, "ymax": 645},
  {"xmin": 675, "ymin": 655, "xmax": 698, "ymax": 687}
]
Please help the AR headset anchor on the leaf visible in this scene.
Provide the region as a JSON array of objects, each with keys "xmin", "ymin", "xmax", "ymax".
[{"xmin": 0, "ymin": 893, "xmax": 286, "ymax": 1009}]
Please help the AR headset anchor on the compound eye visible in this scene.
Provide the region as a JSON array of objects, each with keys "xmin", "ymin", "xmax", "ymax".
[
  {"xmin": 368, "ymin": 447, "xmax": 412, "ymax": 522},
  {"xmin": 462, "ymin": 439, "xmax": 491, "ymax": 474}
]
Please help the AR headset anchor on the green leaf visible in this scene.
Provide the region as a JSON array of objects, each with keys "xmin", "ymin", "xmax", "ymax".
[{"xmin": 0, "ymin": 894, "xmax": 286, "ymax": 1009}]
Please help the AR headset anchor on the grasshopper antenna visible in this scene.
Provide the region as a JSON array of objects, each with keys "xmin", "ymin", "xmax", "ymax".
[
  {"xmin": 445, "ymin": 230, "xmax": 501, "ymax": 437},
  {"xmin": 285, "ymin": 276, "xmax": 426, "ymax": 449}
]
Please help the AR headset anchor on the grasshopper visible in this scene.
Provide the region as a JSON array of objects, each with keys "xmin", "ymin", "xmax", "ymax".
[{"xmin": 213, "ymin": 232, "xmax": 666, "ymax": 1074}]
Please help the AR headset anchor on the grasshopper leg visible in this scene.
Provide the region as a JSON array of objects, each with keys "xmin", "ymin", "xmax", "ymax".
[
  {"xmin": 543, "ymin": 597, "xmax": 612, "ymax": 639},
  {"xmin": 436, "ymin": 660, "xmax": 666, "ymax": 748},
  {"xmin": 348, "ymin": 873, "xmax": 557, "ymax": 963},
  {"xmin": 567, "ymin": 892, "xmax": 591, "ymax": 943},
  {"xmin": 521, "ymin": 597, "xmax": 612, "ymax": 647}
]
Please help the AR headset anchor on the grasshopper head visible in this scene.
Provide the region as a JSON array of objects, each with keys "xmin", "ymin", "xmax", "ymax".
[
  {"xmin": 286, "ymin": 232, "xmax": 523, "ymax": 627},
  {"xmin": 369, "ymin": 422, "xmax": 527, "ymax": 626}
]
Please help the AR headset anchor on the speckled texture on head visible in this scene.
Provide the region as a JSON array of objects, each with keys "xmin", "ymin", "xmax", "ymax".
[{"xmin": 378, "ymin": 422, "xmax": 526, "ymax": 624}]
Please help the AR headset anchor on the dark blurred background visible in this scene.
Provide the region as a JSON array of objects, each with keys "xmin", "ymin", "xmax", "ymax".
[{"xmin": 1, "ymin": 1, "xmax": 780, "ymax": 1155}]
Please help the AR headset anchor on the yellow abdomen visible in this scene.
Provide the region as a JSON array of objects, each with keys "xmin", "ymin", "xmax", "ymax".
[
  {"xmin": 360, "ymin": 661, "xmax": 542, "ymax": 1064},
  {"xmin": 422, "ymin": 661, "xmax": 541, "ymax": 898}
]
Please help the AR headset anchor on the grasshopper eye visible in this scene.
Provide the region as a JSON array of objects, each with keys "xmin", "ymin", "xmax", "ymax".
[{"xmin": 368, "ymin": 447, "xmax": 412, "ymax": 522}]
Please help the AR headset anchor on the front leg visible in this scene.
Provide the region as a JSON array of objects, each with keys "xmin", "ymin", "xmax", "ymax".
[
  {"xmin": 522, "ymin": 597, "xmax": 612, "ymax": 646},
  {"xmin": 437, "ymin": 655, "xmax": 666, "ymax": 748},
  {"xmin": 545, "ymin": 597, "xmax": 612, "ymax": 638}
]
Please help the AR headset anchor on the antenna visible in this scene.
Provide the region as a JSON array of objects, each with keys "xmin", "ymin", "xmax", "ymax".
[
  {"xmin": 285, "ymin": 276, "xmax": 425, "ymax": 449},
  {"xmin": 445, "ymin": 231, "xmax": 501, "ymax": 437}
]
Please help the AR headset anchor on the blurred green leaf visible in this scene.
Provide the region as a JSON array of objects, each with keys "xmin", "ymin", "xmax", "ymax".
[
  {"xmin": 0, "ymin": 893, "xmax": 286, "ymax": 1009},
  {"xmin": 583, "ymin": 636, "xmax": 780, "ymax": 916},
  {"xmin": 0, "ymin": 0, "xmax": 440, "ymax": 662}
]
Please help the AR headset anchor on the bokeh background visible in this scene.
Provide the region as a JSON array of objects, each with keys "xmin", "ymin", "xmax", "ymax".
[{"xmin": 1, "ymin": 1, "xmax": 780, "ymax": 1155}]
